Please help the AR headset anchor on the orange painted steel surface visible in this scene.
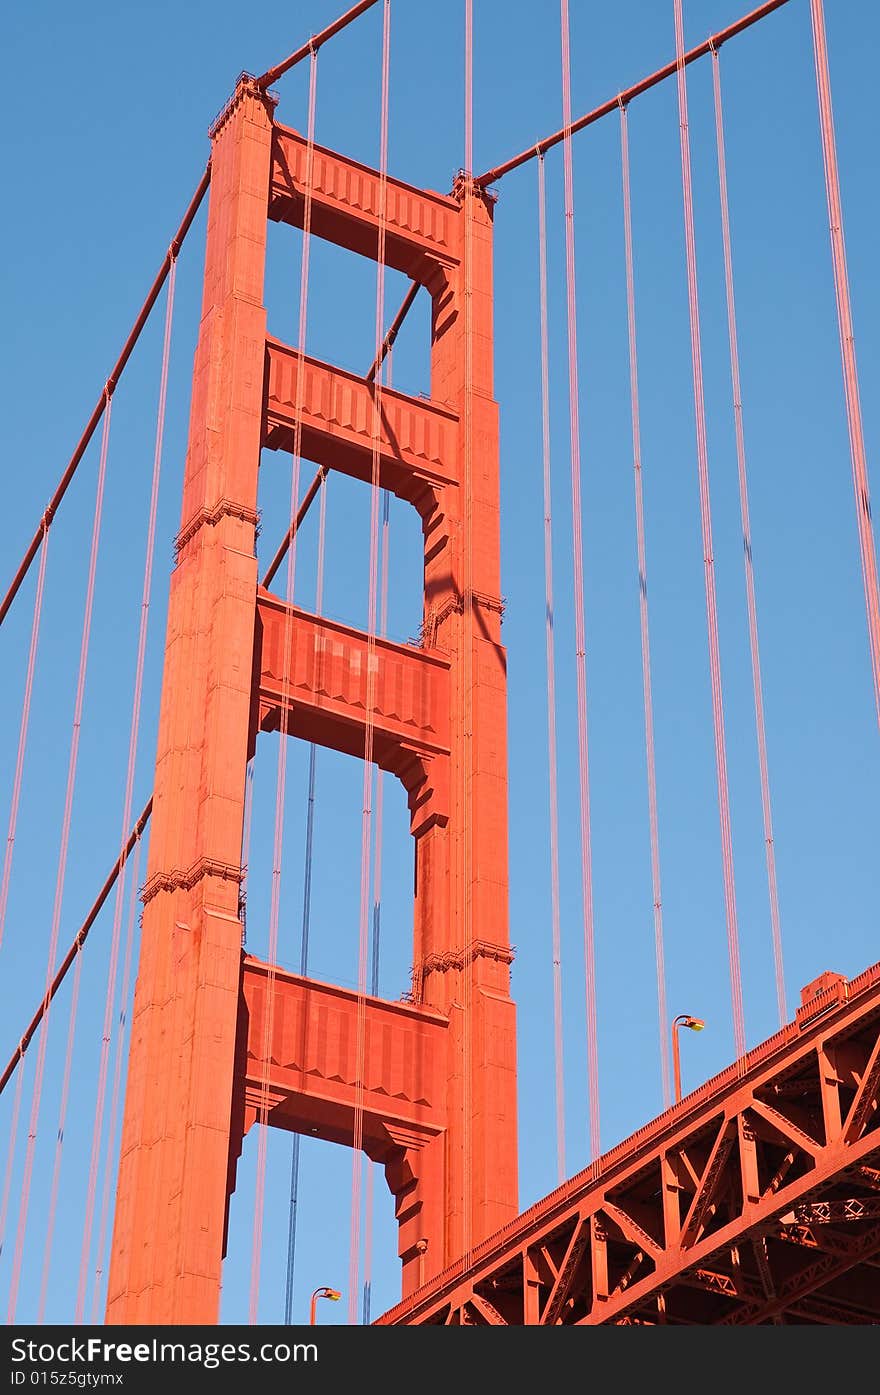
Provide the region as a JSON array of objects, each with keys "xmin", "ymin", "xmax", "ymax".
[
  {"xmin": 256, "ymin": 591, "xmax": 450, "ymax": 835},
  {"xmin": 107, "ymin": 73, "xmax": 517, "ymax": 1322},
  {"xmin": 264, "ymin": 341, "xmax": 459, "ymax": 513},
  {"xmin": 378, "ymin": 960, "xmax": 880, "ymax": 1325},
  {"xmin": 237, "ymin": 960, "xmax": 449, "ymax": 1266},
  {"xmin": 239, "ymin": 958, "xmax": 448, "ymax": 1148},
  {"xmin": 271, "ymin": 124, "xmax": 459, "ymax": 284}
]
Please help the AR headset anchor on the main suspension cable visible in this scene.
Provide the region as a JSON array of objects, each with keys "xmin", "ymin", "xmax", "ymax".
[
  {"xmin": 0, "ymin": 172, "xmax": 207, "ymax": 631},
  {"xmin": 476, "ymin": 0, "xmax": 794, "ymax": 187}
]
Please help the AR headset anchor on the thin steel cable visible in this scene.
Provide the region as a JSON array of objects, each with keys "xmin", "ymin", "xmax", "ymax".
[
  {"xmin": 474, "ymin": 1, "xmax": 795, "ymax": 188},
  {"xmin": 0, "ymin": 530, "xmax": 49, "ymax": 958},
  {"xmin": 710, "ymin": 49, "xmax": 786, "ymax": 1026},
  {"xmin": 37, "ymin": 938, "xmax": 85, "ymax": 1321},
  {"xmin": 240, "ymin": 756, "xmax": 256, "ymax": 944},
  {"xmin": 0, "ymin": 800, "xmax": 151, "ymax": 1103},
  {"xmin": 619, "ymin": 102, "xmax": 673, "ymax": 1109},
  {"xmin": 249, "ymin": 47, "xmax": 319, "ymax": 1327},
  {"xmin": 0, "ymin": 1065, "xmax": 25, "ymax": 1260},
  {"xmin": 349, "ymin": 0, "xmax": 391, "ymax": 1324},
  {"xmin": 7, "ymin": 396, "xmax": 113, "ymax": 1322},
  {"xmin": 673, "ymin": 0, "xmax": 746, "ymax": 1059},
  {"xmin": 0, "ymin": 169, "xmax": 208, "ymax": 632},
  {"xmin": 74, "ymin": 256, "xmax": 177, "ymax": 1323},
  {"xmin": 362, "ymin": 421, "xmax": 392, "ymax": 1326},
  {"xmin": 560, "ymin": 0, "xmax": 601, "ymax": 1164},
  {"xmin": 89, "ymin": 834, "xmax": 142, "ymax": 1322},
  {"xmin": 809, "ymin": 0, "xmax": 880, "ymax": 731},
  {"xmin": 283, "ymin": 470, "xmax": 328, "ymax": 1327},
  {"xmin": 536, "ymin": 152, "xmax": 567, "ymax": 1178}
]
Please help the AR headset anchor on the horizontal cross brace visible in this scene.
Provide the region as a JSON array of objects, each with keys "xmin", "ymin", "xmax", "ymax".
[
  {"xmin": 240, "ymin": 956, "xmax": 448, "ymax": 1157},
  {"xmin": 255, "ymin": 589, "xmax": 450, "ymax": 832},
  {"xmin": 270, "ymin": 123, "xmax": 459, "ymax": 284},
  {"xmin": 263, "ymin": 339, "xmax": 458, "ymax": 518}
]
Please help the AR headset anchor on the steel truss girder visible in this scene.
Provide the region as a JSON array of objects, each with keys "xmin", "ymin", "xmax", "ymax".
[{"xmin": 378, "ymin": 960, "xmax": 880, "ymax": 1325}]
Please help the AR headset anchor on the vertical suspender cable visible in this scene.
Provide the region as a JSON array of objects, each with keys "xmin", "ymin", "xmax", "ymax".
[
  {"xmin": 0, "ymin": 1066, "xmax": 25, "ymax": 1260},
  {"xmin": 0, "ymin": 530, "xmax": 49, "ymax": 956},
  {"xmin": 239, "ymin": 756, "xmax": 256, "ymax": 940},
  {"xmin": 71, "ymin": 255, "xmax": 176, "ymax": 1323},
  {"xmin": 0, "ymin": 536, "xmax": 49, "ymax": 1268},
  {"xmin": 37, "ymin": 929, "xmax": 85, "ymax": 1320},
  {"xmin": 809, "ymin": 0, "xmax": 880, "ymax": 730},
  {"xmin": 283, "ymin": 471, "xmax": 328, "ymax": 1325},
  {"xmin": 349, "ymin": 0, "xmax": 391, "ymax": 1325},
  {"xmin": 536, "ymin": 153, "xmax": 567, "ymax": 1179},
  {"xmin": 249, "ymin": 48, "xmax": 319, "ymax": 1326},
  {"xmin": 362, "ymin": 430, "xmax": 392, "ymax": 1326},
  {"xmin": 89, "ymin": 833, "xmax": 143, "ymax": 1321},
  {"xmin": 560, "ymin": 0, "xmax": 601, "ymax": 1164},
  {"xmin": 672, "ymin": 0, "xmax": 746, "ymax": 1060},
  {"xmin": 619, "ymin": 102, "xmax": 673, "ymax": 1109},
  {"xmin": 7, "ymin": 395, "xmax": 113, "ymax": 1322},
  {"xmin": 710, "ymin": 48, "xmax": 786, "ymax": 1026}
]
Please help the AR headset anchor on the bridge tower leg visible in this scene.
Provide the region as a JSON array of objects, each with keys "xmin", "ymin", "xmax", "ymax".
[{"xmin": 106, "ymin": 76, "xmax": 516, "ymax": 1324}]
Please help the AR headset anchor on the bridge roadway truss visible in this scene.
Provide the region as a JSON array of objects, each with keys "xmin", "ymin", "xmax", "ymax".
[{"xmin": 378, "ymin": 962, "xmax": 880, "ymax": 1324}]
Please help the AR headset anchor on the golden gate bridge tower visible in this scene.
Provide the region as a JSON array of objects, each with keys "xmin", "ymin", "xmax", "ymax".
[{"xmin": 1, "ymin": 0, "xmax": 879, "ymax": 1328}]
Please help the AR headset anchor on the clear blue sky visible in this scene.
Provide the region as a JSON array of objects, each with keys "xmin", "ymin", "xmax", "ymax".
[{"xmin": 1, "ymin": 0, "xmax": 878, "ymax": 1325}]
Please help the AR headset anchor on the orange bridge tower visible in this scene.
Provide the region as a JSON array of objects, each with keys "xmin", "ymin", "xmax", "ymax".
[{"xmin": 106, "ymin": 75, "xmax": 518, "ymax": 1324}]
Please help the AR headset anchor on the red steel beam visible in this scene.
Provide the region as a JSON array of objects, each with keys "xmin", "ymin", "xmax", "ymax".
[
  {"xmin": 0, "ymin": 798, "xmax": 153, "ymax": 1097},
  {"xmin": 0, "ymin": 165, "xmax": 211, "ymax": 630},
  {"xmin": 264, "ymin": 341, "xmax": 458, "ymax": 508},
  {"xmin": 366, "ymin": 280, "xmax": 421, "ymax": 384},
  {"xmin": 379, "ymin": 957, "xmax": 880, "ymax": 1324},
  {"xmin": 260, "ymin": 466, "xmax": 328, "ymax": 591},
  {"xmin": 476, "ymin": 0, "xmax": 794, "ymax": 186},
  {"xmin": 260, "ymin": 278, "xmax": 421, "ymax": 589},
  {"xmin": 240, "ymin": 956, "xmax": 448, "ymax": 1150},
  {"xmin": 256, "ymin": 0, "xmax": 382, "ymax": 90}
]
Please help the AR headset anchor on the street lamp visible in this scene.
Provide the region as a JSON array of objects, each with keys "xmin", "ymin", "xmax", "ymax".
[
  {"xmin": 671, "ymin": 1014, "xmax": 705, "ymax": 1103},
  {"xmin": 309, "ymin": 1286, "xmax": 341, "ymax": 1325}
]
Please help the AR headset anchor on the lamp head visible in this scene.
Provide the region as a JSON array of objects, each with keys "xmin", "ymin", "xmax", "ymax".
[{"xmin": 683, "ymin": 1016, "xmax": 705, "ymax": 1032}]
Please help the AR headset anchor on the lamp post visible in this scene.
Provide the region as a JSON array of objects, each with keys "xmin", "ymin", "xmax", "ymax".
[
  {"xmin": 671, "ymin": 1014, "xmax": 705, "ymax": 1103},
  {"xmin": 309, "ymin": 1286, "xmax": 341, "ymax": 1325}
]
